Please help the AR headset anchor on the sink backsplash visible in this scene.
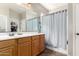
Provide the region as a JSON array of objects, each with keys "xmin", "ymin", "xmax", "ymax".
[{"xmin": 0, "ymin": 33, "xmax": 9, "ymax": 36}]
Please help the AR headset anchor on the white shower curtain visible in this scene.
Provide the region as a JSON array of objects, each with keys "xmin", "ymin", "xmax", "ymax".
[
  {"xmin": 58, "ymin": 10, "xmax": 67, "ymax": 49},
  {"xmin": 41, "ymin": 9, "xmax": 67, "ymax": 49},
  {"xmin": 50, "ymin": 12, "xmax": 59, "ymax": 48},
  {"xmin": 41, "ymin": 15, "xmax": 51, "ymax": 45}
]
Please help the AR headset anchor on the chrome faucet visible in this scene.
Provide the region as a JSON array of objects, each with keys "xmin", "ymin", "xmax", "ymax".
[{"xmin": 9, "ymin": 32, "xmax": 15, "ymax": 36}]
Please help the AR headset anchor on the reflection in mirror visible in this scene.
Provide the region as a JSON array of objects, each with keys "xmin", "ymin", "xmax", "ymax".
[
  {"xmin": 0, "ymin": 3, "xmax": 26, "ymax": 33},
  {"xmin": 26, "ymin": 17, "xmax": 41, "ymax": 33},
  {"xmin": 0, "ymin": 3, "xmax": 38, "ymax": 33},
  {"xmin": 10, "ymin": 22, "xmax": 18, "ymax": 32},
  {"xmin": 0, "ymin": 3, "xmax": 47, "ymax": 33}
]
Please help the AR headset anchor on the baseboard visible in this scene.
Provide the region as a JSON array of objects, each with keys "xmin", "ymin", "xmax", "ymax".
[{"xmin": 46, "ymin": 45, "xmax": 68, "ymax": 56}]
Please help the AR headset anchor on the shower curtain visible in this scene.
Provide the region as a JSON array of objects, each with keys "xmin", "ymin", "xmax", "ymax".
[
  {"xmin": 41, "ymin": 15, "xmax": 51, "ymax": 45},
  {"xmin": 41, "ymin": 9, "xmax": 67, "ymax": 49},
  {"xmin": 57, "ymin": 10, "xmax": 67, "ymax": 49}
]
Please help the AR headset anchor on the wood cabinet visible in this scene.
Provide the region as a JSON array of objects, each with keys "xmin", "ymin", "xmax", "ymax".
[
  {"xmin": 0, "ymin": 46, "xmax": 16, "ymax": 56},
  {"xmin": 0, "ymin": 34, "xmax": 45, "ymax": 56},
  {"xmin": 18, "ymin": 37, "xmax": 31, "ymax": 56},
  {"xmin": 32, "ymin": 35, "xmax": 39, "ymax": 56},
  {"xmin": 0, "ymin": 39, "xmax": 17, "ymax": 56},
  {"xmin": 39, "ymin": 34, "xmax": 45, "ymax": 52}
]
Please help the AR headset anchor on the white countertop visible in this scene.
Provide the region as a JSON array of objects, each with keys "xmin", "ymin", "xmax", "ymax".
[{"xmin": 0, "ymin": 32, "xmax": 44, "ymax": 41}]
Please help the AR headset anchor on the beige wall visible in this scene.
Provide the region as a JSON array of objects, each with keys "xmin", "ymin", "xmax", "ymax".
[
  {"xmin": 68, "ymin": 4, "xmax": 74, "ymax": 56},
  {"xmin": 67, "ymin": 4, "xmax": 77, "ymax": 56},
  {"xmin": 0, "ymin": 4, "xmax": 9, "ymax": 32},
  {"xmin": 0, "ymin": 4, "xmax": 9, "ymax": 16},
  {"xmin": 9, "ymin": 9, "xmax": 20, "ymax": 19}
]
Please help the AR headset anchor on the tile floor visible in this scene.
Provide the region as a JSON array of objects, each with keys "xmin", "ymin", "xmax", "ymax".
[{"xmin": 39, "ymin": 48, "xmax": 67, "ymax": 56}]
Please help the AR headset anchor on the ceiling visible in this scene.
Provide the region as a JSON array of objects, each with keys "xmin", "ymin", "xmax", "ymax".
[
  {"xmin": 41, "ymin": 3, "xmax": 68, "ymax": 11},
  {"xmin": 28, "ymin": 3, "xmax": 49, "ymax": 14},
  {"xmin": 17, "ymin": 3, "xmax": 68, "ymax": 14},
  {"xmin": 0, "ymin": 3, "xmax": 68, "ymax": 14},
  {"xmin": 8, "ymin": 3, "xmax": 26, "ymax": 13},
  {"xmin": 0, "ymin": 3, "xmax": 26, "ymax": 13}
]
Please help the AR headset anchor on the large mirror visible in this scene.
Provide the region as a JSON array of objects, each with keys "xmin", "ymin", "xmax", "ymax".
[
  {"xmin": 0, "ymin": 3, "xmax": 48, "ymax": 33},
  {"xmin": 0, "ymin": 3, "xmax": 39, "ymax": 33}
]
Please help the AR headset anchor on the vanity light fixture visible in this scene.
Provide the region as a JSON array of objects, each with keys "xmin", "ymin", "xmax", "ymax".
[{"xmin": 17, "ymin": 3, "xmax": 32, "ymax": 9}]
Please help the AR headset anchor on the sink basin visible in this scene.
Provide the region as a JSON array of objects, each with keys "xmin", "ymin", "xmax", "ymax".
[
  {"xmin": 9, "ymin": 33, "xmax": 15, "ymax": 36},
  {"xmin": 17, "ymin": 33, "xmax": 23, "ymax": 35}
]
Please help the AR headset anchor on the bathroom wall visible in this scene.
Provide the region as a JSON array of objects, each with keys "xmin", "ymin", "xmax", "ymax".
[
  {"xmin": 0, "ymin": 4, "xmax": 9, "ymax": 16},
  {"xmin": 9, "ymin": 9, "xmax": 20, "ymax": 19},
  {"xmin": 0, "ymin": 4, "xmax": 9, "ymax": 32},
  {"xmin": 68, "ymin": 3, "xmax": 79, "ymax": 56},
  {"xmin": 67, "ymin": 4, "xmax": 77, "ymax": 56},
  {"xmin": 67, "ymin": 4, "xmax": 74, "ymax": 56}
]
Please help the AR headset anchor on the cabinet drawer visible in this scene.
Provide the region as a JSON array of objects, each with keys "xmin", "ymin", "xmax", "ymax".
[
  {"xmin": 32, "ymin": 35, "xmax": 39, "ymax": 40},
  {"xmin": 18, "ymin": 41, "xmax": 31, "ymax": 56},
  {"xmin": 39, "ymin": 34, "xmax": 45, "ymax": 38},
  {"xmin": 0, "ymin": 39, "xmax": 16, "ymax": 49},
  {"xmin": 18, "ymin": 37, "xmax": 31, "ymax": 44},
  {"xmin": 0, "ymin": 46, "xmax": 15, "ymax": 56}
]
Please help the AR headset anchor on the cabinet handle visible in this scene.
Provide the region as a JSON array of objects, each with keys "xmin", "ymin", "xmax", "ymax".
[{"xmin": 76, "ymin": 33, "xmax": 79, "ymax": 35}]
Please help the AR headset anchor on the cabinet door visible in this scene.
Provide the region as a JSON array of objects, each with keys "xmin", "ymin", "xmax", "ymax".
[
  {"xmin": 32, "ymin": 36, "xmax": 39, "ymax": 56},
  {"xmin": 39, "ymin": 35, "xmax": 45, "ymax": 52},
  {"xmin": 18, "ymin": 39, "xmax": 31, "ymax": 56},
  {"xmin": 0, "ymin": 46, "xmax": 17, "ymax": 56}
]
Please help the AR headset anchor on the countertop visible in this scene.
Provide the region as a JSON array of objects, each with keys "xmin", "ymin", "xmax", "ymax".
[{"xmin": 0, "ymin": 32, "xmax": 44, "ymax": 41}]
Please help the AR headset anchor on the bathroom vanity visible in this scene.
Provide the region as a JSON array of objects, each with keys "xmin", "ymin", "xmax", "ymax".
[{"xmin": 0, "ymin": 33, "xmax": 45, "ymax": 56}]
